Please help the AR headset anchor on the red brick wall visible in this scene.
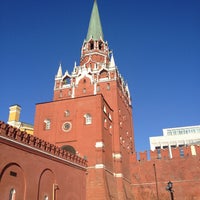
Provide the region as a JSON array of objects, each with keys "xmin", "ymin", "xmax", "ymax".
[
  {"xmin": 0, "ymin": 122, "xmax": 86, "ymax": 200},
  {"xmin": 131, "ymin": 146, "xmax": 200, "ymax": 200},
  {"xmin": 34, "ymin": 95, "xmax": 111, "ymax": 165}
]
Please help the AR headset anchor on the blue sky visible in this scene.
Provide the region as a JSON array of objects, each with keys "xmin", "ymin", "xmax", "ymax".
[{"xmin": 1, "ymin": 0, "xmax": 200, "ymax": 152}]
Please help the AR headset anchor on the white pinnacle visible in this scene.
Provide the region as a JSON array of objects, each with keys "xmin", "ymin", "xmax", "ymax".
[{"xmin": 56, "ymin": 63, "xmax": 63, "ymax": 78}]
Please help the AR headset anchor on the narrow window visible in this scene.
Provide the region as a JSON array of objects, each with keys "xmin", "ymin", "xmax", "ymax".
[
  {"xmin": 109, "ymin": 125, "xmax": 112, "ymax": 134},
  {"xmin": 44, "ymin": 119, "xmax": 51, "ymax": 130},
  {"xmin": 108, "ymin": 113, "xmax": 112, "ymax": 120},
  {"xmin": 107, "ymin": 83, "xmax": 110, "ymax": 90},
  {"xmin": 104, "ymin": 119, "xmax": 107, "ymax": 129},
  {"xmin": 99, "ymin": 41, "xmax": 103, "ymax": 50},
  {"xmin": 44, "ymin": 195, "xmax": 48, "ymax": 200},
  {"xmin": 65, "ymin": 110, "xmax": 70, "ymax": 117},
  {"xmin": 90, "ymin": 41, "xmax": 94, "ymax": 50},
  {"xmin": 97, "ymin": 85, "xmax": 100, "ymax": 92},
  {"xmin": 9, "ymin": 188, "xmax": 16, "ymax": 200},
  {"xmin": 103, "ymin": 106, "xmax": 106, "ymax": 113},
  {"xmin": 84, "ymin": 114, "xmax": 92, "ymax": 125}
]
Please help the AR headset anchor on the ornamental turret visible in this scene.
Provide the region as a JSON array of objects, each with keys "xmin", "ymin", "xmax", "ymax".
[{"xmin": 53, "ymin": 0, "xmax": 131, "ymax": 107}]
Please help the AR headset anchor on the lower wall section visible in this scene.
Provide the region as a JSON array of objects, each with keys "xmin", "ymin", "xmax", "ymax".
[
  {"xmin": 0, "ymin": 140, "xmax": 86, "ymax": 200},
  {"xmin": 131, "ymin": 156, "xmax": 200, "ymax": 200},
  {"xmin": 86, "ymin": 167, "xmax": 133, "ymax": 200},
  {"xmin": 86, "ymin": 168, "xmax": 109, "ymax": 200}
]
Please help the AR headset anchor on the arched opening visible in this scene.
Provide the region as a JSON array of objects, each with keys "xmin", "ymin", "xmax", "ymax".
[
  {"xmin": 99, "ymin": 41, "xmax": 103, "ymax": 50},
  {"xmin": 0, "ymin": 163, "xmax": 25, "ymax": 200},
  {"xmin": 84, "ymin": 113, "xmax": 92, "ymax": 125},
  {"xmin": 61, "ymin": 145, "xmax": 76, "ymax": 155},
  {"xmin": 63, "ymin": 77, "xmax": 70, "ymax": 85},
  {"xmin": 89, "ymin": 41, "xmax": 94, "ymax": 50},
  {"xmin": 38, "ymin": 169, "xmax": 55, "ymax": 200},
  {"xmin": 44, "ymin": 119, "xmax": 51, "ymax": 130},
  {"xmin": 100, "ymin": 70, "xmax": 108, "ymax": 79}
]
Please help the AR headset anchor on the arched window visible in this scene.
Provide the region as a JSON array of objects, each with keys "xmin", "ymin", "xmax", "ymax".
[
  {"xmin": 100, "ymin": 70, "xmax": 108, "ymax": 79},
  {"xmin": 99, "ymin": 41, "xmax": 103, "ymax": 50},
  {"xmin": 9, "ymin": 188, "xmax": 16, "ymax": 200},
  {"xmin": 64, "ymin": 110, "xmax": 70, "ymax": 117},
  {"xmin": 63, "ymin": 77, "xmax": 70, "ymax": 85},
  {"xmin": 44, "ymin": 119, "xmax": 51, "ymax": 130},
  {"xmin": 108, "ymin": 113, "xmax": 112, "ymax": 121},
  {"xmin": 89, "ymin": 41, "xmax": 94, "ymax": 50},
  {"xmin": 104, "ymin": 119, "xmax": 107, "ymax": 129},
  {"xmin": 109, "ymin": 125, "xmax": 112, "ymax": 134},
  {"xmin": 103, "ymin": 106, "xmax": 106, "ymax": 113},
  {"xmin": 61, "ymin": 145, "xmax": 76, "ymax": 154},
  {"xmin": 44, "ymin": 195, "xmax": 48, "ymax": 200},
  {"xmin": 84, "ymin": 113, "xmax": 92, "ymax": 125}
]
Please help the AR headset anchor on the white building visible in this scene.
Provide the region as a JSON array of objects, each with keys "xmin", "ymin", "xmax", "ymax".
[{"xmin": 149, "ymin": 125, "xmax": 200, "ymax": 158}]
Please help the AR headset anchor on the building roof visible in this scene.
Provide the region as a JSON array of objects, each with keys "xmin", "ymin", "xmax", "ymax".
[{"xmin": 86, "ymin": 0, "xmax": 104, "ymax": 41}]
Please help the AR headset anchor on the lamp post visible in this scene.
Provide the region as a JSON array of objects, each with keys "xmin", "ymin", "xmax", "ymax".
[{"xmin": 166, "ymin": 181, "xmax": 174, "ymax": 200}]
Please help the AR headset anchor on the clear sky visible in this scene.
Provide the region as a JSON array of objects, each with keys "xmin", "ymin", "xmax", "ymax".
[{"xmin": 1, "ymin": 0, "xmax": 200, "ymax": 153}]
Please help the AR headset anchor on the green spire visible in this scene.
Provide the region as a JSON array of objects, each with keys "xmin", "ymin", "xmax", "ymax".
[{"xmin": 86, "ymin": 0, "xmax": 104, "ymax": 41}]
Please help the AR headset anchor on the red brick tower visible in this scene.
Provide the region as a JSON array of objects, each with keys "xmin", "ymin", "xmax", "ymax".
[{"xmin": 34, "ymin": 0, "xmax": 134, "ymax": 199}]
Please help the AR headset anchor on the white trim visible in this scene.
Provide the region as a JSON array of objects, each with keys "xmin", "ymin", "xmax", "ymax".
[
  {"xmin": 7, "ymin": 121, "xmax": 21, "ymax": 128},
  {"xmin": 95, "ymin": 164, "xmax": 104, "ymax": 169},
  {"xmin": 114, "ymin": 173, "xmax": 123, "ymax": 178},
  {"xmin": 87, "ymin": 164, "xmax": 131, "ymax": 182},
  {"xmin": 112, "ymin": 153, "xmax": 122, "ymax": 159},
  {"xmin": 95, "ymin": 141, "xmax": 104, "ymax": 148},
  {"xmin": 9, "ymin": 110, "xmax": 21, "ymax": 114}
]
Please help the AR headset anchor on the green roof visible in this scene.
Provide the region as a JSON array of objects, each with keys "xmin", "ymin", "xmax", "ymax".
[{"xmin": 86, "ymin": 0, "xmax": 104, "ymax": 41}]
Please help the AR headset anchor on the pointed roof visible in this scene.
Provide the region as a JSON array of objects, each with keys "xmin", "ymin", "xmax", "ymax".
[
  {"xmin": 86, "ymin": 0, "xmax": 104, "ymax": 41},
  {"xmin": 56, "ymin": 63, "xmax": 63, "ymax": 78},
  {"xmin": 109, "ymin": 53, "xmax": 116, "ymax": 68}
]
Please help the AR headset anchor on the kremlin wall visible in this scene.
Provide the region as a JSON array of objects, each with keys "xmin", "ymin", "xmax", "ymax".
[
  {"xmin": 0, "ymin": 121, "xmax": 87, "ymax": 199},
  {"xmin": 1, "ymin": 1, "xmax": 200, "ymax": 199},
  {"xmin": 131, "ymin": 146, "xmax": 200, "ymax": 199},
  {"xmin": 1, "ymin": 116, "xmax": 200, "ymax": 199}
]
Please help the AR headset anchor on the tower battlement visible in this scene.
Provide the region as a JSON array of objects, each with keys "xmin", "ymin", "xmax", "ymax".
[{"xmin": 131, "ymin": 145, "xmax": 200, "ymax": 163}]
